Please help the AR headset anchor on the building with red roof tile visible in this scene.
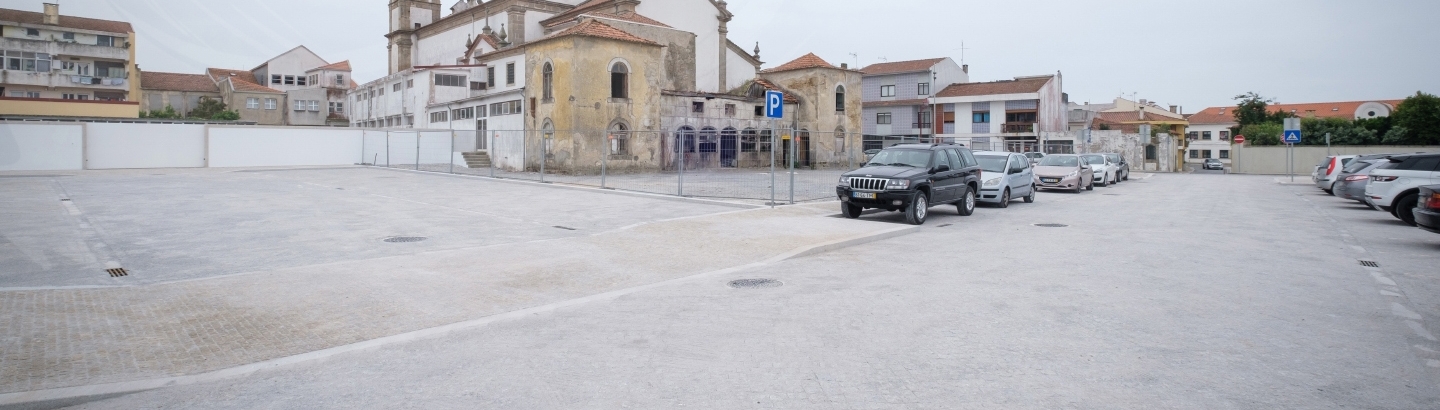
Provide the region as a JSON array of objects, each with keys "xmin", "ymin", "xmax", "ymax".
[{"xmin": 857, "ymin": 57, "xmax": 967, "ymax": 149}]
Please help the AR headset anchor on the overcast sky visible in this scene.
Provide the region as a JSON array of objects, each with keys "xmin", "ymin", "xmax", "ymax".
[{"xmin": 34, "ymin": 0, "xmax": 1440, "ymax": 111}]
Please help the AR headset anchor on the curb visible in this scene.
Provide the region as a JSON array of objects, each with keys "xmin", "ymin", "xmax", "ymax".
[
  {"xmin": 367, "ymin": 166, "xmax": 764, "ymax": 210},
  {"xmin": 0, "ymin": 224, "xmax": 917, "ymax": 408}
]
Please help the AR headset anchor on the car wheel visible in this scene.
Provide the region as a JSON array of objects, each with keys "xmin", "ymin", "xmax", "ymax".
[
  {"xmin": 1024, "ymin": 186, "xmax": 1036, "ymax": 203},
  {"xmin": 957, "ymin": 186, "xmax": 976, "ymax": 216},
  {"xmin": 904, "ymin": 192, "xmax": 928, "ymax": 225},
  {"xmin": 1073, "ymin": 182, "xmax": 1083, "ymax": 194},
  {"xmin": 1122, "ymin": 171, "xmax": 1129, "ymax": 181},
  {"xmin": 996, "ymin": 188, "xmax": 1010, "ymax": 209},
  {"xmin": 1323, "ymin": 189, "xmax": 1334, "ymax": 195},
  {"xmin": 1086, "ymin": 179, "xmax": 1094, "ymax": 191},
  {"xmin": 1395, "ymin": 193, "xmax": 1419, "ymax": 226},
  {"xmin": 1097, "ymin": 175, "xmax": 1108, "ymax": 187},
  {"xmin": 841, "ymin": 202, "xmax": 863, "ymax": 219}
]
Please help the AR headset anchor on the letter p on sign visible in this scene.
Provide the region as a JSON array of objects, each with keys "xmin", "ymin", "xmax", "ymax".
[{"xmin": 765, "ymin": 90, "xmax": 784, "ymax": 119}]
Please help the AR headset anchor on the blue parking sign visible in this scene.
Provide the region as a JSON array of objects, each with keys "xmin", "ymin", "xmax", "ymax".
[{"xmin": 765, "ymin": 90, "xmax": 784, "ymax": 119}]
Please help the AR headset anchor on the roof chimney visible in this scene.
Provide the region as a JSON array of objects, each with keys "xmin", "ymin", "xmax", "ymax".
[
  {"xmin": 840, "ymin": 63, "xmax": 848, "ymax": 69},
  {"xmin": 1169, "ymin": 105, "xmax": 1177, "ymax": 113},
  {"xmin": 962, "ymin": 64, "xmax": 969, "ymax": 74},
  {"xmin": 43, "ymin": 3, "xmax": 59, "ymax": 25},
  {"xmin": 614, "ymin": 0, "xmax": 639, "ymax": 13}
]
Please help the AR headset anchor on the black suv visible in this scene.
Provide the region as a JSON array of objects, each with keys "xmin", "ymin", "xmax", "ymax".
[{"xmin": 836, "ymin": 143, "xmax": 983, "ymax": 225}]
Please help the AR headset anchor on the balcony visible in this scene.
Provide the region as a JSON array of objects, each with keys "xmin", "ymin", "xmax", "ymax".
[
  {"xmin": 0, "ymin": 70, "xmax": 128, "ymax": 90},
  {"xmin": 1002, "ymin": 122, "xmax": 1036, "ymax": 134},
  {"xmin": 0, "ymin": 37, "xmax": 129, "ymax": 61},
  {"xmin": 912, "ymin": 122, "xmax": 933, "ymax": 129}
]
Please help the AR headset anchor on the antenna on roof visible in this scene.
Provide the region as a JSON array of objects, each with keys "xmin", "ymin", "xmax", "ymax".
[
  {"xmin": 959, "ymin": 41, "xmax": 969, "ymax": 65},
  {"xmin": 848, "ymin": 52, "xmax": 858, "ymax": 69}
]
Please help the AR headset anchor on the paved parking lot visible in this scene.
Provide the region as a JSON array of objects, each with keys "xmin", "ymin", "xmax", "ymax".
[{"xmin": 26, "ymin": 172, "xmax": 1435, "ymax": 409}]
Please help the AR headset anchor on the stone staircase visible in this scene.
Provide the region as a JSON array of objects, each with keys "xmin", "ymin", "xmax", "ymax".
[{"xmin": 460, "ymin": 151, "xmax": 492, "ymax": 168}]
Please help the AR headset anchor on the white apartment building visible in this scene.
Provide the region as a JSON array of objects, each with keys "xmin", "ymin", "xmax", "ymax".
[{"xmin": 0, "ymin": 2, "xmax": 139, "ymax": 117}]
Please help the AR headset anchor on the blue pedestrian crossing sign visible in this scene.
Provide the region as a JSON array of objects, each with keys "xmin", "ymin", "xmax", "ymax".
[
  {"xmin": 765, "ymin": 90, "xmax": 784, "ymax": 119},
  {"xmin": 1283, "ymin": 129, "xmax": 1302, "ymax": 144}
]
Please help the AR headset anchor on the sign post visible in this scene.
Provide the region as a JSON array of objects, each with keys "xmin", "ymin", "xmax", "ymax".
[
  {"xmin": 765, "ymin": 90, "xmax": 784, "ymax": 207},
  {"xmin": 1283, "ymin": 118, "xmax": 1302, "ymax": 182}
]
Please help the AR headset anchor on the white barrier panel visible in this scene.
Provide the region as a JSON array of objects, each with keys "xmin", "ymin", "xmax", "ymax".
[
  {"xmin": 208, "ymin": 126, "xmax": 363, "ymax": 168},
  {"xmin": 86, "ymin": 123, "xmax": 206, "ymax": 169},
  {"xmin": 0, "ymin": 123, "xmax": 84, "ymax": 171}
]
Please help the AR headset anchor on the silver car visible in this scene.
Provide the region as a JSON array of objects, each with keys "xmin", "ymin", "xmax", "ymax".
[
  {"xmin": 974, "ymin": 151, "xmax": 1036, "ymax": 207},
  {"xmin": 1081, "ymin": 154, "xmax": 1118, "ymax": 187}
]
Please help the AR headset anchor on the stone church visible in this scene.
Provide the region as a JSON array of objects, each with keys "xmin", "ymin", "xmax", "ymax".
[{"xmin": 351, "ymin": 0, "xmax": 862, "ymax": 173}]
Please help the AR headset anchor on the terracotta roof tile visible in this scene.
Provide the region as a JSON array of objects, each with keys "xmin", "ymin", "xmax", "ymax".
[
  {"xmin": 935, "ymin": 76, "xmax": 1052, "ymax": 98},
  {"xmin": 548, "ymin": 20, "xmax": 659, "ymax": 46},
  {"xmin": 586, "ymin": 11, "xmax": 671, "ymax": 28},
  {"xmin": 860, "ymin": 58, "xmax": 946, "ymax": 75},
  {"xmin": 314, "ymin": 60, "xmax": 352, "ymax": 71},
  {"xmin": 540, "ymin": 0, "xmax": 613, "ymax": 27},
  {"xmin": 752, "ymin": 78, "xmax": 801, "ymax": 103},
  {"xmin": 1094, "ymin": 111, "xmax": 1188, "ymax": 124},
  {"xmin": 761, "ymin": 53, "xmax": 839, "ymax": 73},
  {"xmin": 0, "ymin": 7, "xmax": 133, "ymax": 34},
  {"xmin": 207, "ymin": 68, "xmax": 282, "ymax": 94},
  {"xmin": 1188, "ymin": 100, "xmax": 1406, "ymax": 124},
  {"xmin": 140, "ymin": 71, "xmax": 218, "ymax": 93}
]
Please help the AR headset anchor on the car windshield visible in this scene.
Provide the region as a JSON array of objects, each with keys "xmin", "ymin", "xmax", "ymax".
[
  {"xmin": 1341, "ymin": 160, "xmax": 1374, "ymax": 174},
  {"xmin": 1082, "ymin": 155, "xmax": 1106, "ymax": 165},
  {"xmin": 865, "ymin": 149, "xmax": 932, "ymax": 168},
  {"xmin": 975, "ymin": 155, "xmax": 1009, "ymax": 173},
  {"xmin": 1026, "ymin": 153, "xmax": 1044, "ymax": 158},
  {"xmin": 1104, "ymin": 154, "xmax": 1120, "ymax": 163},
  {"xmin": 1038, "ymin": 155, "xmax": 1079, "ymax": 167}
]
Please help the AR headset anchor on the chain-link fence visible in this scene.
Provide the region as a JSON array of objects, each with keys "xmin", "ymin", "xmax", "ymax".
[{"xmin": 356, "ymin": 128, "xmax": 879, "ymax": 204}]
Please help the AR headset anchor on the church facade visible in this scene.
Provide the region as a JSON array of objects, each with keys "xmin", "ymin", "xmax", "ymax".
[{"xmin": 349, "ymin": 0, "xmax": 862, "ymax": 173}]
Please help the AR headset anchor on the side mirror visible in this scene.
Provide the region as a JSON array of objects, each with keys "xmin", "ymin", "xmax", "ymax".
[{"xmin": 933, "ymin": 164, "xmax": 951, "ymax": 173}]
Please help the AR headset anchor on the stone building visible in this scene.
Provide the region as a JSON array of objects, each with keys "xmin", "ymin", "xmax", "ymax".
[
  {"xmin": 352, "ymin": 0, "xmax": 862, "ymax": 173},
  {"xmin": 139, "ymin": 46, "xmax": 354, "ymax": 125}
]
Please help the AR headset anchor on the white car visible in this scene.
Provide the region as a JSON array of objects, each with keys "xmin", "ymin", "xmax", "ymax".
[
  {"xmin": 1364, "ymin": 153, "xmax": 1440, "ymax": 226},
  {"xmin": 1080, "ymin": 154, "xmax": 1117, "ymax": 187},
  {"xmin": 1314, "ymin": 155, "xmax": 1358, "ymax": 194}
]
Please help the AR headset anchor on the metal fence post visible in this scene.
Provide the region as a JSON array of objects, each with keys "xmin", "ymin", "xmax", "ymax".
[
  {"xmin": 678, "ymin": 132, "xmax": 686, "ymax": 196},
  {"xmin": 540, "ymin": 132, "xmax": 547, "ymax": 183},
  {"xmin": 490, "ymin": 132, "xmax": 496, "ymax": 178},
  {"xmin": 449, "ymin": 130, "xmax": 456, "ymax": 174},
  {"xmin": 601, "ymin": 131, "xmax": 608, "ymax": 189},
  {"xmin": 770, "ymin": 122, "xmax": 776, "ymax": 207},
  {"xmin": 415, "ymin": 132, "xmax": 421, "ymax": 171},
  {"xmin": 789, "ymin": 127, "xmax": 796, "ymax": 204},
  {"xmin": 385, "ymin": 130, "xmax": 391, "ymax": 167}
]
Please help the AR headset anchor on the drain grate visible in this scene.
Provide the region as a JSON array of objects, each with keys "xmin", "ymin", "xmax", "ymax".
[
  {"xmin": 1359, "ymin": 260, "xmax": 1380, "ymax": 268},
  {"xmin": 106, "ymin": 268, "xmax": 128, "ymax": 277},
  {"xmin": 383, "ymin": 236, "xmax": 428, "ymax": 243},
  {"xmin": 728, "ymin": 278, "xmax": 782, "ymax": 289},
  {"xmin": 936, "ymin": 224, "xmax": 953, "ymax": 228},
  {"xmin": 553, "ymin": 226, "xmax": 577, "ymax": 231},
  {"xmin": 60, "ymin": 198, "xmax": 71, "ymax": 201},
  {"xmin": 1033, "ymin": 223, "xmax": 1069, "ymax": 228}
]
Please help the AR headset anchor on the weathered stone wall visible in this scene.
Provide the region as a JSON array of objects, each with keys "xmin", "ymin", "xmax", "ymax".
[
  {"xmin": 524, "ymin": 35, "xmax": 666, "ymax": 174},
  {"xmin": 759, "ymin": 67, "xmax": 864, "ymax": 167},
  {"xmin": 589, "ymin": 17, "xmax": 698, "ymax": 92}
]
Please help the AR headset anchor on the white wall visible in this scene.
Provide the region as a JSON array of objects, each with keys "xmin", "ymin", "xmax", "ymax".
[
  {"xmin": 208, "ymin": 126, "xmax": 362, "ymax": 168},
  {"xmin": 86, "ymin": 123, "xmax": 206, "ymax": 169},
  {"xmin": 643, "ymin": 0, "xmax": 720, "ymax": 92},
  {"xmin": 725, "ymin": 47, "xmax": 756, "ymax": 91},
  {"xmin": 0, "ymin": 123, "xmax": 83, "ymax": 171}
]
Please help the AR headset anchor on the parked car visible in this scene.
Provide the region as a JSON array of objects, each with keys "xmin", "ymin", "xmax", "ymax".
[
  {"xmin": 838, "ymin": 144, "xmax": 983, "ymax": 225},
  {"xmin": 1364, "ymin": 153, "xmax": 1440, "ymax": 226},
  {"xmin": 1334, "ymin": 159, "xmax": 1386, "ymax": 205},
  {"xmin": 864, "ymin": 149, "xmax": 881, "ymax": 162},
  {"xmin": 1024, "ymin": 152, "xmax": 1046, "ymax": 164},
  {"xmin": 1081, "ymin": 154, "xmax": 1117, "ymax": 186},
  {"xmin": 1102, "ymin": 153, "xmax": 1130, "ymax": 181},
  {"xmin": 1314, "ymin": 155, "xmax": 1358, "ymax": 194},
  {"xmin": 1033, "ymin": 154, "xmax": 1094, "ymax": 193},
  {"xmin": 1202, "ymin": 158, "xmax": 1224, "ymax": 170},
  {"xmin": 974, "ymin": 151, "xmax": 1036, "ymax": 208},
  {"xmin": 1415, "ymin": 185, "xmax": 1440, "ymax": 234}
]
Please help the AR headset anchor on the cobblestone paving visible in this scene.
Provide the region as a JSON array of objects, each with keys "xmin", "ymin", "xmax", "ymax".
[
  {"xmin": 0, "ymin": 204, "xmax": 899, "ymax": 394},
  {"xmin": 407, "ymin": 163, "xmax": 847, "ymax": 203}
]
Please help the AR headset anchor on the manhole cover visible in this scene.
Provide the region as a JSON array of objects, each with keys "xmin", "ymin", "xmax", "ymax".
[
  {"xmin": 1033, "ymin": 223, "xmax": 1068, "ymax": 228},
  {"xmin": 728, "ymin": 278, "xmax": 782, "ymax": 289},
  {"xmin": 383, "ymin": 236, "xmax": 428, "ymax": 243}
]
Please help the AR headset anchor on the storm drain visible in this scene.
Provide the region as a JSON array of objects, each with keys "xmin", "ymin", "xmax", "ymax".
[
  {"xmin": 106, "ymin": 268, "xmax": 128, "ymax": 277},
  {"xmin": 383, "ymin": 236, "xmax": 428, "ymax": 243},
  {"xmin": 1033, "ymin": 223, "xmax": 1069, "ymax": 228},
  {"xmin": 728, "ymin": 279, "xmax": 782, "ymax": 289},
  {"xmin": 1359, "ymin": 260, "xmax": 1381, "ymax": 268}
]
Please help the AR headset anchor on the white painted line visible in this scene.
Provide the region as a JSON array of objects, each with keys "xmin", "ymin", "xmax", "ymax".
[{"xmin": 1393, "ymin": 303, "xmax": 1424, "ymax": 321}]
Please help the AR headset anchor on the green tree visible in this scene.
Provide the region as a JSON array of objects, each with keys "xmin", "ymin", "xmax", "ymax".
[
  {"xmin": 211, "ymin": 110, "xmax": 241, "ymax": 121},
  {"xmin": 147, "ymin": 105, "xmax": 180, "ymax": 119},
  {"xmin": 1388, "ymin": 91, "xmax": 1440, "ymax": 145},
  {"xmin": 188, "ymin": 97, "xmax": 229, "ymax": 119},
  {"xmin": 1239, "ymin": 123, "xmax": 1284, "ymax": 146},
  {"xmin": 1232, "ymin": 92, "xmax": 1291, "ymax": 127},
  {"xmin": 1301, "ymin": 117, "xmax": 1378, "ymax": 146}
]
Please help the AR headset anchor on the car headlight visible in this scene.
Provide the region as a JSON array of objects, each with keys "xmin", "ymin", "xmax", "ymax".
[
  {"xmin": 838, "ymin": 176, "xmax": 850, "ymax": 187},
  {"xmin": 1066, "ymin": 170, "xmax": 1078, "ymax": 177},
  {"xmin": 886, "ymin": 179, "xmax": 910, "ymax": 190},
  {"xmin": 983, "ymin": 177, "xmax": 1003, "ymax": 187}
]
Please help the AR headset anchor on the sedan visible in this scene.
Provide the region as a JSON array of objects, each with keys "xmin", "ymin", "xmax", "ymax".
[
  {"xmin": 1416, "ymin": 185, "xmax": 1440, "ymax": 234},
  {"xmin": 1333, "ymin": 159, "xmax": 1385, "ymax": 204},
  {"xmin": 975, "ymin": 151, "xmax": 1037, "ymax": 208},
  {"xmin": 1082, "ymin": 154, "xmax": 1117, "ymax": 186},
  {"xmin": 1203, "ymin": 158, "xmax": 1224, "ymax": 170},
  {"xmin": 1033, "ymin": 154, "xmax": 1094, "ymax": 193}
]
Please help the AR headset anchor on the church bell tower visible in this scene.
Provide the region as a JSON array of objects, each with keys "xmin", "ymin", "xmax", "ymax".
[{"xmin": 387, "ymin": 0, "xmax": 441, "ymax": 74}]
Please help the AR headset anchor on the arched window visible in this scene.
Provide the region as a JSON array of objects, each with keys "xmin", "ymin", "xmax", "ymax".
[
  {"xmin": 609, "ymin": 121, "xmax": 628, "ymax": 155},
  {"xmin": 699, "ymin": 127, "xmax": 718, "ymax": 153},
  {"xmin": 676, "ymin": 126, "xmax": 695, "ymax": 153},
  {"xmin": 610, "ymin": 62, "xmax": 629, "ymax": 99},
  {"xmin": 542, "ymin": 63, "xmax": 554, "ymax": 101},
  {"xmin": 835, "ymin": 85, "xmax": 846, "ymax": 112},
  {"xmin": 740, "ymin": 128, "xmax": 757, "ymax": 152},
  {"xmin": 835, "ymin": 126, "xmax": 846, "ymax": 153},
  {"xmin": 542, "ymin": 119, "xmax": 555, "ymax": 154}
]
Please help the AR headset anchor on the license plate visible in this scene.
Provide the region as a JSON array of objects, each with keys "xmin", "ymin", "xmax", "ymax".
[
  {"xmin": 852, "ymin": 192, "xmax": 876, "ymax": 199},
  {"xmin": 1041, "ymin": 178, "xmax": 1059, "ymax": 183}
]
